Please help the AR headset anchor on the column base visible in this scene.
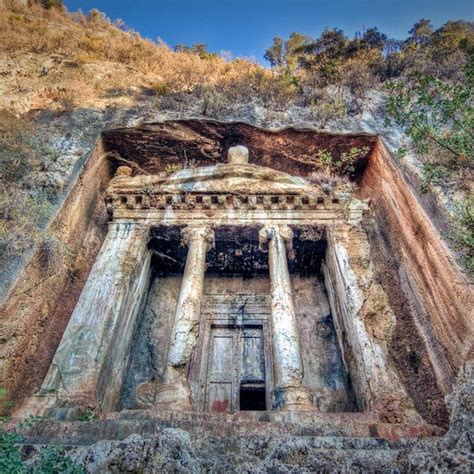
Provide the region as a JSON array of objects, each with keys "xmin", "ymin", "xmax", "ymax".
[
  {"xmin": 16, "ymin": 391, "xmax": 98, "ymax": 420},
  {"xmin": 273, "ymin": 386, "xmax": 316, "ymax": 411},
  {"xmin": 16, "ymin": 394, "xmax": 57, "ymax": 419},
  {"xmin": 371, "ymin": 396, "xmax": 426, "ymax": 425},
  {"xmin": 152, "ymin": 382, "xmax": 193, "ymax": 411}
]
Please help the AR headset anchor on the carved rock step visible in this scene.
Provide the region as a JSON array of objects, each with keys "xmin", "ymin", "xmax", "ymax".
[
  {"xmin": 20, "ymin": 428, "xmax": 461, "ymax": 473},
  {"xmin": 19, "ymin": 414, "xmax": 443, "ymax": 447}
]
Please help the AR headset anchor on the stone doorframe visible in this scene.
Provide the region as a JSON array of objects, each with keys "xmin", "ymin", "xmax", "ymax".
[
  {"xmin": 192, "ymin": 316, "xmax": 274, "ymax": 413},
  {"xmin": 190, "ymin": 292, "xmax": 274, "ymax": 413}
]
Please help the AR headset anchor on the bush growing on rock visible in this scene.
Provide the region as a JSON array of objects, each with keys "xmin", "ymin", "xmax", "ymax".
[{"xmin": 384, "ymin": 59, "xmax": 473, "ymax": 274}]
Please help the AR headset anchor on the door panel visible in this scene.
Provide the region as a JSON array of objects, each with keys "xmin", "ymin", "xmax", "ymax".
[
  {"xmin": 207, "ymin": 383, "xmax": 232, "ymax": 413},
  {"xmin": 205, "ymin": 327, "xmax": 235, "ymax": 412},
  {"xmin": 241, "ymin": 327, "xmax": 265, "ymax": 384},
  {"xmin": 208, "ymin": 332, "xmax": 234, "ymax": 381},
  {"xmin": 201, "ymin": 310, "xmax": 270, "ymax": 412}
]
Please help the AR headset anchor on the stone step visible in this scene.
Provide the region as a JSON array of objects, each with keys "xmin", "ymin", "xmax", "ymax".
[
  {"xmin": 111, "ymin": 408, "xmax": 385, "ymax": 423},
  {"xmin": 20, "ymin": 432, "xmax": 447, "ymax": 474},
  {"xmin": 16, "ymin": 415, "xmax": 448, "ymax": 472},
  {"xmin": 18, "ymin": 412, "xmax": 443, "ymax": 447}
]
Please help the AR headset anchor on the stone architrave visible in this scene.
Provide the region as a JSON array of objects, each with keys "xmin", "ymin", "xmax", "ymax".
[
  {"xmin": 154, "ymin": 225, "xmax": 215, "ymax": 410},
  {"xmin": 20, "ymin": 222, "xmax": 151, "ymax": 417},
  {"xmin": 259, "ymin": 225, "xmax": 315, "ymax": 411}
]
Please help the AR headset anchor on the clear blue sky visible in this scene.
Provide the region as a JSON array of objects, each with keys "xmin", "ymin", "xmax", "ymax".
[{"xmin": 64, "ymin": 0, "xmax": 474, "ymax": 63}]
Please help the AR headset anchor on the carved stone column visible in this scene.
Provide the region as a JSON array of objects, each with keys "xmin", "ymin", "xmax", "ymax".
[
  {"xmin": 154, "ymin": 225, "xmax": 215, "ymax": 410},
  {"xmin": 19, "ymin": 222, "xmax": 151, "ymax": 418},
  {"xmin": 259, "ymin": 225, "xmax": 314, "ymax": 411}
]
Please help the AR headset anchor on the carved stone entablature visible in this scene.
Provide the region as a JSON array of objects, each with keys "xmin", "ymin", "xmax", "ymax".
[
  {"xmin": 105, "ymin": 159, "xmax": 364, "ymax": 224},
  {"xmin": 106, "ymin": 192, "xmax": 342, "ymax": 215}
]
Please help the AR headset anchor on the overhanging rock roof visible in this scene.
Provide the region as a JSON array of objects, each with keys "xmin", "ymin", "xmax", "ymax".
[{"xmin": 102, "ymin": 120, "xmax": 377, "ymax": 179}]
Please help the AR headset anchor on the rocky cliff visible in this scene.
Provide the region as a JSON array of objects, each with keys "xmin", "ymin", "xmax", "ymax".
[{"xmin": 0, "ymin": 3, "xmax": 473, "ymax": 472}]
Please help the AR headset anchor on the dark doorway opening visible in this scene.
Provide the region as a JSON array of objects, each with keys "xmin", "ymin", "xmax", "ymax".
[{"xmin": 240, "ymin": 384, "xmax": 266, "ymax": 410}]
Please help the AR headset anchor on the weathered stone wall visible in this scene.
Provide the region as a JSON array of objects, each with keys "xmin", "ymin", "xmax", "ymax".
[
  {"xmin": 359, "ymin": 141, "xmax": 473, "ymax": 426},
  {"xmin": 0, "ymin": 121, "xmax": 375, "ymax": 413},
  {"xmin": 122, "ymin": 273, "xmax": 351, "ymax": 412},
  {"xmin": 0, "ymin": 140, "xmax": 111, "ymax": 409},
  {"xmin": 1, "ymin": 120, "xmax": 470, "ymax": 438},
  {"xmin": 121, "ymin": 275, "xmax": 181, "ymax": 409},
  {"xmin": 292, "ymin": 274, "xmax": 353, "ymax": 412},
  {"xmin": 323, "ymin": 225, "xmax": 424, "ymax": 426}
]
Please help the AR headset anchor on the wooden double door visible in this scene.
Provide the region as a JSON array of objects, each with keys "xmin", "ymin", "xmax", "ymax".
[
  {"xmin": 205, "ymin": 324, "xmax": 267, "ymax": 412},
  {"xmin": 195, "ymin": 294, "xmax": 273, "ymax": 413}
]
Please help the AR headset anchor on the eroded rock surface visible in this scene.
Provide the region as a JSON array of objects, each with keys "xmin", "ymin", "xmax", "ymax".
[
  {"xmin": 1, "ymin": 116, "xmax": 472, "ymax": 472},
  {"xmin": 20, "ymin": 365, "xmax": 472, "ymax": 472}
]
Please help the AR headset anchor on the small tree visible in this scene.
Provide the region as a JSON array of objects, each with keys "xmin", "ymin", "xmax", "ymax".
[
  {"xmin": 264, "ymin": 37, "xmax": 284, "ymax": 68},
  {"xmin": 385, "ymin": 60, "xmax": 473, "ymax": 274},
  {"xmin": 39, "ymin": 0, "xmax": 64, "ymax": 10},
  {"xmin": 385, "ymin": 68, "xmax": 473, "ymax": 174},
  {"xmin": 316, "ymin": 146, "xmax": 370, "ymax": 176}
]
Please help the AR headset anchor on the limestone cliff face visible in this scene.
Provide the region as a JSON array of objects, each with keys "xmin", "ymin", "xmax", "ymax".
[
  {"xmin": 0, "ymin": 47, "xmax": 462, "ymax": 300},
  {"xmin": 1, "ymin": 118, "xmax": 471, "ymax": 427},
  {"xmin": 1, "ymin": 46, "xmax": 473, "ymax": 474},
  {"xmin": 0, "ymin": 93, "xmax": 442, "ymax": 300}
]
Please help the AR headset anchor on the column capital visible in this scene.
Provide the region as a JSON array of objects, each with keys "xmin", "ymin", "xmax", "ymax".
[
  {"xmin": 181, "ymin": 225, "xmax": 215, "ymax": 249},
  {"xmin": 109, "ymin": 221, "xmax": 151, "ymax": 240},
  {"xmin": 258, "ymin": 225, "xmax": 293, "ymax": 252}
]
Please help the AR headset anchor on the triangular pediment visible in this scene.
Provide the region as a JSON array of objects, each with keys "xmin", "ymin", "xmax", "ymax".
[{"xmin": 109, "ymin": 163, "xmax": 317, "ymax": 196}]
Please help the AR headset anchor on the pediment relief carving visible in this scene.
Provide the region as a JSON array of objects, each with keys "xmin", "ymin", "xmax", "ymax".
[{"xmin": 108, "ymin": 163, "xmax": 316, "ymax": 196}]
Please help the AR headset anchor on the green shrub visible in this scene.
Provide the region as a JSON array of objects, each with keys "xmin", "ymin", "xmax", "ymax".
[
  {"xmin": 0, "ymin": 430, "xmax": 23, "ymax": 473},
  {"xmin": 316, "ymin": 146, "xmax": 370, "ymax": 175},
  {"xmin": 385, "ymin": 67, "xmax": 473, "ymax": 185},
  {"xmin": 34, "ymin": 446, "xmax": 83, "ymax": 473},
  {"xmin": 164, "ymin": 163, "xmax": 183, "ymax": 174},
  {"xmin": 451, "ymin": 197, "xmax": 474, "ymax": 274},
  {"xmin": 421, "ymin": 163, "xmax": 447, "ymax": 193},
  {"xmin": 39, "ymin": 0, "xmax": 64, "ymax": 10},
  {"xmin": 0, "ymin": 417, "xmax": 83, "ymax": 473},
  {"xmin": 75, "ymin": 409, "xmax": 97, "ymax": 422}
]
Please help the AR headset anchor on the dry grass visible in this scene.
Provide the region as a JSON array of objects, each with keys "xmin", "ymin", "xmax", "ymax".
[
  {"xmin": 0, "ymin": 2, "xmax": 297, "ymax": 108},
  {"xmin": 307, "ymin": 171, "xmax": 354, "ymax": 195},
  {"xmin": 0, "ymin": 2, "xmax": 299, "ymax": 262}
]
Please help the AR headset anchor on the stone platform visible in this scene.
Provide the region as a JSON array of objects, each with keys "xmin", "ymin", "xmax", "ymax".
[
  {"xmin": 20, "ymin": 410, "xmax": 443, "ymax": 446},
  {"xmin": 12, "ymin": 411, "xmax": 460, "ymax": 472}
]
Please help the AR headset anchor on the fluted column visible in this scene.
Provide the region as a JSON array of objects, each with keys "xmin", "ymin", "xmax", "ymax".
[
  {"xmin": 259, "ymin": 225, "xmax": 314, "ymax": 411},
  {"xmin": 155, "ymin": 225, "xmax": 214, "ymax": 410},
  {"xmin": 19, "ymin": 222, "xmax": 151, "ymax": 418}
]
